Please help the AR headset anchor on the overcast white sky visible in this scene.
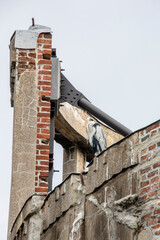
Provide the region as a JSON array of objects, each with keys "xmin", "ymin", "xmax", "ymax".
[{"xmin": 1, "ymin": 0, "xmax": 160, "ymax": 239}]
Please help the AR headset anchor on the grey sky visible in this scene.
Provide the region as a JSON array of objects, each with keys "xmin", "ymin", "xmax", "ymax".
[{"xmin": 1, "ymin": 0, "xmax": 160, "ymax": 238}]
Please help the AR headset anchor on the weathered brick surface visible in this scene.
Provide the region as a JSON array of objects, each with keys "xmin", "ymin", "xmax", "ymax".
[
  {"xmin": 35, "ymin": 33, "xmax": 52, "ymax": 194},
  {"xmin": 138, "ymin": 121, "xmax": 160, "ymax": 238},
  {"xmin": 12, "ymin": 32, "xmax": 52, "ymax": 196}
]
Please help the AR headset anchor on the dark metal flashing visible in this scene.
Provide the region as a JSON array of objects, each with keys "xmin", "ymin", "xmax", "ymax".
[{"xmin": 60, "ymin": 73, "xmax": 89, "ymax": 109}]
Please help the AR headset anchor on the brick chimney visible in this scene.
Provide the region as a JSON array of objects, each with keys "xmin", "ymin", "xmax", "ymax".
[{"xmin": 8, "ymin": 24, "xmax": 52, "ymax": 233}]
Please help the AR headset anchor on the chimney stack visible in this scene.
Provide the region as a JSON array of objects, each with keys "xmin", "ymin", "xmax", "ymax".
[{"xmin": 8, "ymin": 24, "xmax": 52, "ymax": 233}]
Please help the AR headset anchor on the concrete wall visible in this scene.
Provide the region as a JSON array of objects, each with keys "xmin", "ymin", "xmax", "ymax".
[{"xmin": 10, "ymin": 120, "xmax": 160, "ymax": 240}]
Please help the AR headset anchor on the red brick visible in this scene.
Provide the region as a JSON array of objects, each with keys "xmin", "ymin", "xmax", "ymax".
[
  {"xmin": 154, "ymin": 209, "xmax": 160, "ymax": 215},
  {"xmin": 152, "ymin": 224, "xmax": 160, "ymax": 229},
  {"xmin": 37, "ymin": 128, "xmax": 41, "ymax": 133},
  {"xmin": 141, "ymin": 153, "xmax": 151, "ymax": 162},
  {"xmin": 38, "ymin": 49, "xmax": 52, "ymax": 55},
  {"xmin": 149, "ymin": 144, "xmax": 156, "ymax": 151},
  {"xmin": 139, "ymin": 195, "xmax": 147, "ymax": 202},
  {"xmin": 141, "ymin": 167, "xmax": 151, "ymax": 175},
  {"xmin": 43, "ymin": 65, "xmax": 51, "ymax": 70},
  {"xmin": 153, "ymin": 162, "xmax": 160, "ymax": 169},
  {"xmin": 37, "ymin": 145, "xmax": 49, "ymax": 150},
  {"xmin": 151, "ymin": 130, "xmax": 157, "ymax": 136},
  {"xmin": 29, "ymin": 61, "xmax": 36, "ymax": 66},
  {"xmin": 37, "ymin": 39, "xmax": 52, "ymax": 44},
  {"xmin": 18, "ymin": 52, "xmax": 27, "ymax": 56},
  {"xmin": 141, "ymin": 181, "xmax": 149, "ymax": 187},
  {"xmin": 38, "ymin": 70, "xmax": 51, "ymax": 75},
  {"xmin": 38, "ymin": 60, "xmax": 52, "ymax": 65},
  {"xmin": 43, "ymin": 44, "xmax": 52, "ymax": 49},
  {"xmin": 18, "ymin": 69, "xmax": 25, "ymax": 74},
  {"xmin": 42, "ymin": 86, "xmax": 51, "ymax": 92},
  {"xmin": 152, "ymin": 183, "xmax": 160, "ymax": 190},
  {"xmin": 140, "ymin": 186, "xmax": 151, "ymax": 195},
  {"xmin": 146, "ymin": 122, "xmax": 159, "ymax": 133},
  {"xmin": 37, "ymin": 123, "xmax": 50, "ymax": 128},
  {"xmin": 151, "ymin": 176, "xmax": 159, "ymax": 184},
  {"xmin": 43, "ymin": 75, "xmax": 51, "ymax": 80},
  {"xmin": 141, "ymin": 212, "xmax": 152, "ymax": 222},
  {"xmin": 38, "ymin": 33, "xmax": 43, "ymax": 38},
  {"xmin": 38, "ymin": 55, "xmax": 43, "ymax": 59},
  {"xmin": 146, "ymin": 218, "xmax": 156, "ymax": 226},
  {"xmin": 18, "ymin": 61, "xmax": 27, "ymax": 65},
  {"xmin": 155, "ymin": 230, "xmax": 160, "ymax": 235},
  {"xmin": 39, "ymin": 172, "xmax": 49, "ymax": 177},
  {"xmin": 40, "ymin": 150, "xmax": 49, "ymax": 155},
  {"xmin": 39, "ymin": 182, "xmax": 48, "ymax": 187},
  {"xmin": 148, "ymin": 170, "xmax": 158, "ymax": 178},
  {"xmin": 41, "ymin": 129, "xmax": 50, "ymax": 134},
  {"xmin": 38, "ymin": 101, "xmax": 50, "ymax": 107},
  {"xmin": 37, "ymin": 112, "xmax": 50, "ymax": 118},
  {"xmin": 37, "ymin": 133, "xmax": 49, "ymax": 139},
  {"xmin": 38, "ymin": 81, "xmax": 51, "ymax": 86},
  {"xmin": 39, "ymin": 91, "xmax": 51, "ymax": 96},
  {"xmin": 18, "ymin": 57, "xmax": 35, "ymax": 62},
  {"xmin": 28, "ymin": 52, "xmax": 36, "ymax": 58},
  {"xmin": 35, "ymin": 187, "xmax": 48, "ymax": 193},
  {"xmin": 18, "ymin": 63, "xmax": 28, "ymax": 69},
  {"xmin": 41, "ymin": 118, "xmax": 50, "ymax": 123},
  {"xmin": 41, "ymin": 107, "xmax": 50, "ymax": 112},
  {"xmin": 141, "ymin": 175, "xmax": 146, "ymax": 181},
  {"xmin": 36, "ymin": 156, "xmax": 49, "ymax": 160},
  {"xmin": 141, "ymin": 148, "xmax": 147, "ymax": 155},
  {"xmin": 36, "ymin": 166, "xmax": 48, "ymax": 171},
  {"xmin": 40, "ymin": 161, "xmax": 49, "ymax": 166},
  {"xmin": 148, "ymin": 191, "xmax": 157, "ymax": 198}
]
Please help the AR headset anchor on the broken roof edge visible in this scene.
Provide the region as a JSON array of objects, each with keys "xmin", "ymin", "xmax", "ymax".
[{"xmin": 10, "ymin": 24, "xmax": 52, "ymax": 49}]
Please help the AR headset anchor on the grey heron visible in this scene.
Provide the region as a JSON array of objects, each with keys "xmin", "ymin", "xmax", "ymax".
[{"xmin": 86, "ymin": 118, "xmax": 107, "ymax": 156}]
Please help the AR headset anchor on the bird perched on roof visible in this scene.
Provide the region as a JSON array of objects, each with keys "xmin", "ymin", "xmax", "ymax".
[{"xmin": 86, "ymin": 118, "xmax": 107, "ymax": 156}]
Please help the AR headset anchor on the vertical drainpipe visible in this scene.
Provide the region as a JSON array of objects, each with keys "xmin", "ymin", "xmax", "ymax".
[
  {"xmin": 48, "ymin": 49, "xmax": 61, "ymax": 191},
  {"xmin": 48, "ymin": 101, "xmax": 55, "ymax": 191}
]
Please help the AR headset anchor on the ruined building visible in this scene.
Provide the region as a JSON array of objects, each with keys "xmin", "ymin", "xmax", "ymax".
[{"xmin": 8, "ymin": 24, "xmax": 160, "ymax": 240}]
